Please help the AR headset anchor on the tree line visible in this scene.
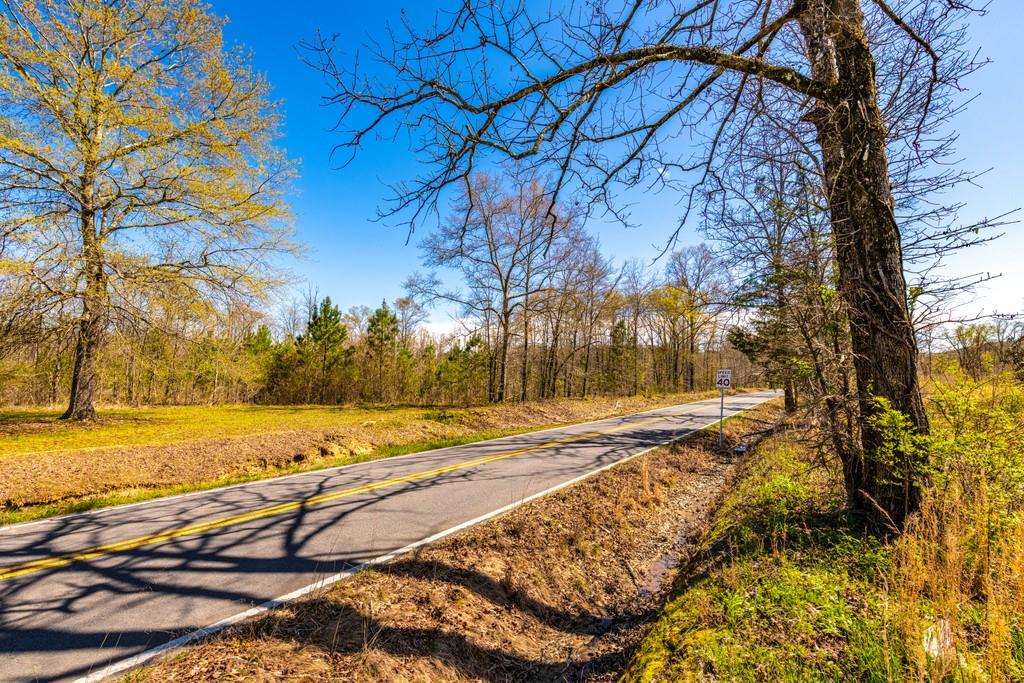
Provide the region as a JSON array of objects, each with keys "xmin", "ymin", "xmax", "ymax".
[
  {"xmin": 0, "ymin": 0, "xmax": 752, "ymax": 414},
  {"xmin": 0, "ymin": 183, "xmax": 754, "ymax": 407}
]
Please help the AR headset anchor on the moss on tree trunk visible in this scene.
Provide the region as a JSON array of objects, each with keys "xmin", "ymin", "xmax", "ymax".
[{"xmin": 800, "ymin": 0, "xmax": 930, "ymax": 529}]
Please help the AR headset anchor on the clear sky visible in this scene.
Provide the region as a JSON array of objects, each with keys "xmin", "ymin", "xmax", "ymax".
[{"xmin": 212, "ymin": 0, "xmax": 1023, "ymax": 322}]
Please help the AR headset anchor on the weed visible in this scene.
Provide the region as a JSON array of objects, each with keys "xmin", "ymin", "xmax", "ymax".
[{"xmin": 627, "ymin": 371, "xmax": 1024, "ymax": 682}]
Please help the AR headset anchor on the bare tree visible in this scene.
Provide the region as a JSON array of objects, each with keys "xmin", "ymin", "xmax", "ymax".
[
  {"xmin": 530, "ymin": 231, "xmax": 616, "ymax": 398},
  {"xmin": 620, "ymin": 259, "xmax": 654, "ymax": 397},
  {"xmin": 307, "ymin": 0, "xmax": 993, "ymax": 527},
  {"xmin": 394, "ymin": 296, "xmax": 428, "ymax": 349},
  {"xmin": 407, "ymin": 174, "xmax": 574, "ymax": 401},
  {"xmin": 666, "ymin": 245, "xmax": 728, "ymax": 392}
]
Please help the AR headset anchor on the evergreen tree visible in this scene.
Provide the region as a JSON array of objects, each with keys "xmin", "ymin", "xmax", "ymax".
[
  {"xmin": 367, "ymin": 300, "xmax": 399, "ymax": 402},
  {"xmin": 304, "ymin": 297, "xmax": 347, "ymax": 403}
]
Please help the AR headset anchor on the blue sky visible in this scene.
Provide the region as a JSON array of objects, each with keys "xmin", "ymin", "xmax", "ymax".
[{"xmin": 213, "ymin": 0, "xmax": 1023, "ymax": 322}]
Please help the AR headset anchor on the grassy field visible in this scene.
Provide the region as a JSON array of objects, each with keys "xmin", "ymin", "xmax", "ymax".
[
  {"xmin": 0, "ymin": 390, "xmax": 733, "ymax": 525},
  {"xmin": 624, "ymin": 372, "xmax": 1024, "ymax": 682},
  {"xmin": 0, "ymin": 404, "xmax": 439, "ymax": 457}
]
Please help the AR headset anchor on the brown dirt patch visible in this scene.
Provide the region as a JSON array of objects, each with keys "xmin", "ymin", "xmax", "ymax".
[{"xmin": 132, "ymin": 403, "xmax": 782, "ymax": 683}]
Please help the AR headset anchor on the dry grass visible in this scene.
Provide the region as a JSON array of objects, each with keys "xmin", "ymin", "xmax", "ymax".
[
  {"xmin": 0, "ymin": 390, "xmax": 738, "ymax": 522},
  {"xmin": 126, "ymin": 403, "xmax": 782, "ymax": 683},
  {"xmin": 895, "ymin": 492, "xmax": 1024, "ymax": 681},
  {"xmin": 626, "ymin": 369, "xmax": 1024, "ymax": 682},
  {"xmin": 891, "ymin": 369, "xmax": 1024, "ymax": 681}
]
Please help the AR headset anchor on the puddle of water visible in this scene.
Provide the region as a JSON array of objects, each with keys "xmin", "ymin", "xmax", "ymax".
[
  {"xmin": 639, "ymin": 553, "xmax": 680, "ymax": 598},
  {"xmin": 638, "ymin": 522, "xmax": 698, "ymax": 598}
]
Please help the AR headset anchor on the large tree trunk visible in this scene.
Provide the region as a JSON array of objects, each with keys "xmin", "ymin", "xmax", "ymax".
[
  {"xmin": 63, "ymin": 312, "xmax": 102, "ymax": 420},
  {"xmin": 63, "ymin": 216, "xmax": 106, "ymax": 421},
  {"xmin": 800, "ymin": 0, "xmax": 929, "ymax": 529}
]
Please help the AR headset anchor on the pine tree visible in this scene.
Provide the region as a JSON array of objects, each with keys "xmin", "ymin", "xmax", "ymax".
[
  {"xmin": 304, "ymin": 298, "xmax": 347, "ymax": 403},
  {"xmin": 367, "ymin": 300, "xmax": 399, "ymax": 402}
]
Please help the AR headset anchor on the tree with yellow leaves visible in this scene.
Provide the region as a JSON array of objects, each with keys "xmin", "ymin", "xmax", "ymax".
[
  {"xmin": 0, "ymin": 0, "xmax": 295, "ymax": 419},
  {"xmin": 651, "ymin": 245, "xmax": 727, "ymax": 392}
]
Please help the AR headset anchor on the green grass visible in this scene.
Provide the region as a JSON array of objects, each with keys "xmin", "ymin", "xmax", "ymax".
[
  {"xmin": 625, "ymin": 439, "xmax": 903, "ymax": 683},
  {"xmin": 0, "ymin": 404, "xmax": 433, "ymax": 458},
  {"xmin": 0, "ymin": 389, "xmax": 744, "ymax": 458},
  {"xmin": 628, "ymin": 372, "xmax": 1024, "ymax": 682}
]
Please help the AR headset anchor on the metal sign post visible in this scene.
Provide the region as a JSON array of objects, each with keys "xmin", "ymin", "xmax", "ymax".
[{"xmin": 715, "ymin": 368, "xmax": 732, "ymax": 450}]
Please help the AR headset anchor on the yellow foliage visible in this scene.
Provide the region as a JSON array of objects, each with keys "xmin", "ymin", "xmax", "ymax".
[{"xmin": 0, "ymin": 0, "xmax": 297, "ymax": 318}]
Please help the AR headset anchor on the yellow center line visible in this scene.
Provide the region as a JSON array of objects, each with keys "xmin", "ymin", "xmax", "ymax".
[{"xmin": 0, "ymin": 408, "xmax": 697, "ymax": 582}]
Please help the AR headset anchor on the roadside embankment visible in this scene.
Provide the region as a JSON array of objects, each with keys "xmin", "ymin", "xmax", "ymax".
[{"xmin": 625, "ymin": 376, "xmax": 1024, "ymax": 682}]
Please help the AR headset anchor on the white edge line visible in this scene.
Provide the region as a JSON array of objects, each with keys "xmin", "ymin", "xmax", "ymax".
[
  {"xmin": 74, "ymin": 394, "xmax": 776, "ymax": 683},
  {"xmin": 4, "ymin": 392, "xmax": 769, "ymax": 534}
]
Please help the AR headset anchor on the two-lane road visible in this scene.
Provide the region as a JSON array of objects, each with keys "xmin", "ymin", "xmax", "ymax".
[{"xmin": 0, "ymin": 391, "xmax": 777, "ymax": 682}]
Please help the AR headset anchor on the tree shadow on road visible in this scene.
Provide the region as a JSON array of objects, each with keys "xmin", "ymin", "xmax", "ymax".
[{"xmin": 0, "ymin": 418, "xmax": 743, "ymax": 681}]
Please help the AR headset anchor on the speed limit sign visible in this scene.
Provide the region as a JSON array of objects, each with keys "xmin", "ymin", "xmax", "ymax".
[{"xmin": 716, "ymin": 368, "xmax": 732, "ymax": 449}]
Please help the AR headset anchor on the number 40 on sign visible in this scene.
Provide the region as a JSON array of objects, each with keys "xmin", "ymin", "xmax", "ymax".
[{"xmin": 716, "ymin": 368, "xmax": 732, "ymax": 449}]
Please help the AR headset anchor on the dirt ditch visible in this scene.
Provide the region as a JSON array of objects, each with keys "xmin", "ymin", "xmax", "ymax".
[{"xmin": 133, "ymin": 402, "xmax": 781, "ymax": 682}]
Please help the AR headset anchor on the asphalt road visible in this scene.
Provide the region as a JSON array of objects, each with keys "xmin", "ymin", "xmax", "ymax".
[{"xmin": 0, "ymin": 391, "xmax": 777, "ymax": 682}]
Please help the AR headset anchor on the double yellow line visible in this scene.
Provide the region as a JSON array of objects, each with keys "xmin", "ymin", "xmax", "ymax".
[{"xmin": 0, "ymin": 409, "xmax": 688, "ymax": 582}]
